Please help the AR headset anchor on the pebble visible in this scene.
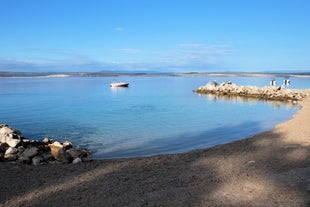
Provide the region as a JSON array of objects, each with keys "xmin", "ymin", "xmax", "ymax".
[
  {"xmin": 72, "ymin": 157, "xmax": 82, "ymax": 164},
  {"xmin": 32, "ymin": 156, "xmax": 43, "ymax": 165}
]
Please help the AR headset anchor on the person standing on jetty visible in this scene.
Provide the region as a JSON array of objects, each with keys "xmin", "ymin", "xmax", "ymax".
[
  {"xmin": 213, "ymin": 80, "xmax": 218, "ymax": 87},
  {"xmin": 270, "ymin": 79, "xmax": 277, "ymax": 86}
]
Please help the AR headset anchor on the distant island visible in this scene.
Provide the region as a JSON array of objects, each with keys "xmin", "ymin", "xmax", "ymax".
[{"xmin": 1, "ymin": 71, "xmax": 310, "ymax": 78}]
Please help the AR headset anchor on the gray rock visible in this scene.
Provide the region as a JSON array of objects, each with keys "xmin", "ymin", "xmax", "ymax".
[
  {"xmin": 17, "ymin": 146, "xmax": 25, "ymax": 153},
  {"xmin": 20, "ymin": 147, "xmax": 39, "ymax": 158},
  {"xmin": 81, "ymin": 154, "xmax": 92, "ymax": 162},
  {"xmin": 0, "ymin": 143, "xmax": 9, "ymax": 153},
  {"xmin": 66, "ymin": 148, "xmax": 92, "ymax": 162},
  {"xmin": 4, "ymin": 153, "xmax": 18, "ymax": 161},
  {"xmin": 41, "ymin": 152, "xmax": 54, "ymax": 162},
  {"xmin": 66, "ymin": 148, "xmax": 80, "ymax": 159},
  {"xmin": 55, "ymin": 150, "xmax": 72, "ymax": 163},
  {"xmin": 5, "ymin": 147, "xmax": 18, "ymax": 155},
  {"xmin": 32, "ymin": 156, "xmax": 44, "ymax": 165},
  {"xmin": 72, "ymin": 157, "xmax": 82, "ymax": 164},
  {"xmin": 18, "ymin": 156, "xmax": 31, "ymax": 164}
]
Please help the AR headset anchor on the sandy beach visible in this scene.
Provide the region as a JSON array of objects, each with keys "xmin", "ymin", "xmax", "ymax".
[{"xmin": 1, "ymin": 90, "xmax": 309, "ymax": 207}]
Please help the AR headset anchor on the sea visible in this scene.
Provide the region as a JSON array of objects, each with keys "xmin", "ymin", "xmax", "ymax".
[{"xmin": 0, "ymin": 75, "xmax": 309, "ymax": 159}]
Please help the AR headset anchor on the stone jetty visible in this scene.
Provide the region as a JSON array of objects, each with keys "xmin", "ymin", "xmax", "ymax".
[
  {"xmin": 0, "ymin": 124, "xmax": 91, "ymax": 165},
  {"xmin": 193, "ymin": 82, "xmax": 307, "ymax": 101}
]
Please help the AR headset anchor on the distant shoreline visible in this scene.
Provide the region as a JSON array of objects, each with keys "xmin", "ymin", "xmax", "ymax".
[{"xmin": 1, "ymin": 71, "xmax": 310, "ymax": 78}]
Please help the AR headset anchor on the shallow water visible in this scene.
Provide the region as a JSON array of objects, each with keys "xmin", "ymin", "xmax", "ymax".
[{"xmin": 0, "ymin": 75, "xmax": 308, "ymax": 158}]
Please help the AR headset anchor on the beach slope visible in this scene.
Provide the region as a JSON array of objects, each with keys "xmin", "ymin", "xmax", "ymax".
[{"xmin": 1, "ymin": 90, "xmax": 309, "ymax": 207}]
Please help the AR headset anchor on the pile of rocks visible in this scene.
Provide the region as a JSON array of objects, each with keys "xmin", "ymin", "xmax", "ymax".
[
  {"xmin": 0, "ymin": 124, "xmax": 91, "ymax": 165},
  {"xmin": 193, "ymin": 82, "xmax": 307, "ymax": 101}
]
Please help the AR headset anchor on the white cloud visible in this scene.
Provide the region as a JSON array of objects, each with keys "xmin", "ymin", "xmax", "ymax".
[
  {"xmin": 105, "ymin": 43, "xmax": 233, "ymax": 72},
  {"xmin": 0, "ymin": 43, "xmax": 235, "ymax": 72}
]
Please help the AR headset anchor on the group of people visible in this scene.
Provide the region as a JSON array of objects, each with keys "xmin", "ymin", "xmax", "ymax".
[
  {"xmin": 270, "ymin": 79, "xmax": 290, "ymax": 87},
  {"xmin": 213, "ymin": 80, "xmax": 232, "ymax": 87},
  {"xmin": 211, "ymin": 79, "xmax": 290, "ymax": 88}
]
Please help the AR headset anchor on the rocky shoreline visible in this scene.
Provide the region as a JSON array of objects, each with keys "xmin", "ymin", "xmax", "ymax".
[
  {"xmin": 0, "ymin": 124, "xmax": 92, "ymax": 165},
  {"xmin": 193, "ymin": 81, "xmax": 307, "ymax": 101}
]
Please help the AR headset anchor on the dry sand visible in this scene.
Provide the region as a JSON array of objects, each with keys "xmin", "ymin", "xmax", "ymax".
[{"xmin": 1, "ymin": 90, "xmax": 309, "ymax": 207}]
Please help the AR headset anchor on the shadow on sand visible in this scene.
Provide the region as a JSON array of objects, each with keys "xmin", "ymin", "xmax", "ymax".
[{"xmin": 1, "ymin": 125, "xmax": 309, "ymax": 206}]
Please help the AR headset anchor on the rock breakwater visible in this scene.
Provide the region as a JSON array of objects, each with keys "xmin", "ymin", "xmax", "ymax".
[
  {"xmin": 193, "ymin": 82, "xmax": 307, "ymax": 101},
  {"xmin": 0, "ymin": 124, "xmax": 91, "ymax": 165}
]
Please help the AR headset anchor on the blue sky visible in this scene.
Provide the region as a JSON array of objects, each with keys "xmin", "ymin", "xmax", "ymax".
[{"xmin": 0, "ymin": 0, "xmax": 309, "ymax": 73}]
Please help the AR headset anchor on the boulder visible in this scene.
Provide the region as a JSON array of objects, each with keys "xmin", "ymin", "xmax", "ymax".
[
  {"xmin": 0, "ymin": 143, "xmax": 10, "ymax": 153},
  {"xmin": 63, "ymin": 140, "xmax": 73, "ymax": 150},
  {"xmin": 20, "ymin": 147, "xmax": 39, "ymax": 158},
  {"xmin": 42, "ymin": 137, "xmax": 50, "ymax": 144},
  {"xmin": 5, "ymin": 147, "xmax": 18, "ymax": 155},
  {"xmin": 0, "ymin": 124, "xmax": 21, "ymax": 147},
  {"xmin": 32, "ymin": 156, "xmax": 43, "ymax": 165},
  {"xmin": 49, "ymin": 141, "xmax": 72, "ymax": 163},
  {"xmin": 18, "ymin": 156, "xmax": 31, "ymax": 164},
  {"xmin": 55, "ymin": 150, "xmax": 72, "ymax": 163},
  {"xmin": 32, "ymin": 155, "xmax": 44, "ymax": 165},
  {"xmin": 4, "ymin": 146, "xmax": 19, "ymax": 161},
  {"xmin": 4, "ymin": 153, "xmax": 18, "ymax": 161},
  {"xmin": 49, "ymin": 141, "xmax": 63, "ymax": 158},
  {"xmin": 67, "ymin": 148, "xmax": 92, "ymax": 162},
  {"xmin": 41, "ymin": 152, "xmax": 54, "ymax": 162},
  {"xmin": 72, "ymin": 157, "xmax": 82, "ymax": 164},
  {"xmin": 66, "ymin": 148, "xmax": 80, "ymax": 159},
  {"xmin": 17, "ymin": 146, "xmax": 25, "ymax": 154}
]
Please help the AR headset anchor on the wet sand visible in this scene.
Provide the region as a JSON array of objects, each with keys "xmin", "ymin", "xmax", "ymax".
[{"xmin": 1, "ymin": 90, "xmax": 309, "ymax": 207}]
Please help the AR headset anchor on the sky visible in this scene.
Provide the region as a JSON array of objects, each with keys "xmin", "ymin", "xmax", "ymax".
[{"xmin": 0, "ymin": 0, "xmax": 310, "ymax": 73}]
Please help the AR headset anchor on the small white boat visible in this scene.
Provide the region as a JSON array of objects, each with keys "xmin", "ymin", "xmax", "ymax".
[{"xmin": 110, "ymin": 81, "xmax": 129, "ymax": 87}]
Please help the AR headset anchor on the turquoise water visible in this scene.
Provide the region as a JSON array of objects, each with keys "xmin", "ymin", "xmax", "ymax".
[{"xmin": 0, "ymin": 75, "xmax": 308, "ymax": 158}]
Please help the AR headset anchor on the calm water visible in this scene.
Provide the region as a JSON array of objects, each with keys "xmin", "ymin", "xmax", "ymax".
[{"xmin": 0, "ymin": 75, "xmax": 309, "ymax": 158}]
